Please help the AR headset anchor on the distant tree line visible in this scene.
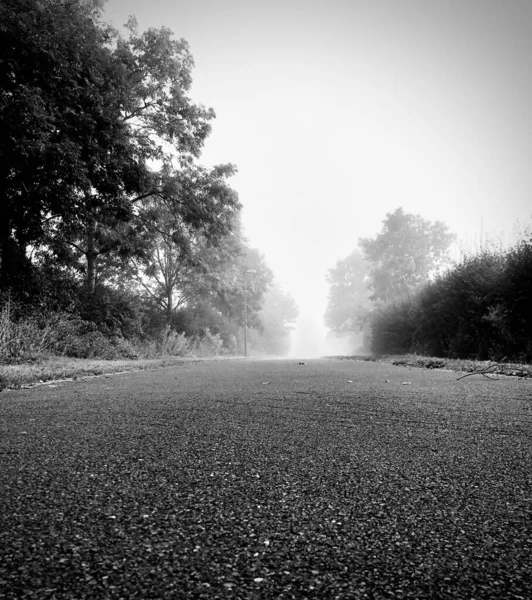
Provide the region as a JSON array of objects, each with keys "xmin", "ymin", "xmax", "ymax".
[
  {"xmin": 0, "ymin": 0, "xmax": 297, "ymax": 360},
  {"xmin": 326, "ymin": 208, "xmax": 532, "ymax": 362}
]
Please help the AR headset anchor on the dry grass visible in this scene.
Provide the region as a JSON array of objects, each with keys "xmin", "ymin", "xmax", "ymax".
[
  {"xmin": 0, "ymin": 356, "xmax": 226, "ymax": 391},
  {"xmin": 0, "ymin": 302, "xmax": 232, "ymax": 390},
  {"xmin": 333, "ymin": 353, "xmax": 532, "ymax": 379}
]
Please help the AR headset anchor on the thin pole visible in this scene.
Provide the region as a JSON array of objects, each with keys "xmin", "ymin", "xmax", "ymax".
[{"xmin": 244, "ymin": 291, "xmax": 248, "ymax": 357}]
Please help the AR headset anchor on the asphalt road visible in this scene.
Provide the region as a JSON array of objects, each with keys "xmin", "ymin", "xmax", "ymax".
[{"xmin": 1, "ymin": 358, "xmax": 531, "ymax": 599}]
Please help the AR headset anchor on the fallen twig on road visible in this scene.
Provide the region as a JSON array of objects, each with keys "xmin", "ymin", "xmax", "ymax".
[{"xmin": 456, "ymin": 362, "xmax": 503, "ymax": 381}]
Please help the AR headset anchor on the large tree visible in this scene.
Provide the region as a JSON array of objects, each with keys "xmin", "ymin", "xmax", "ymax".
[
  {"xmin": 359, "ymin": 207, "xmax": 456, "ymax": 303},
  {"xmin": 128, "ymin": 166, "xmax": 241, "ymax": 322},
  {"xmin": 213, "ymin": 247, "xmax": 274, "ymax": 330},
  {"xmin": 0, "ymin": 0, "xmax": 144, "ymax": 291},
  {"xmin": 56, "ymin": 16, "xmax": 219, "ymax": 293},
  {"xmin": 1, "ymin": 1, "xmax": 224, "ymax": 297},
  {"xmin": 325, "ymin": 249, "xmax": 371, "ymax": 335}
]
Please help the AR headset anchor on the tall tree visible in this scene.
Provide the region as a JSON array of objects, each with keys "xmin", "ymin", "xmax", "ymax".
[
  {"xmin": 1, "ymin": 1, "xmax": 223, "ymax": 296},
  {"xmin": 0, "ymin": 0, "xmax": 143, "ymax": 291},
  {"xmin": 325, "ymin": 249, "xmax": 371, "ymax": 335},
  {"xmin": 359, "ymin": 207, "xmax": 455, "ymax": 303},
  {"xmin": 115, "ymin": 17, "xmax": 214, "ymax": 166},
  {"xmin": 128, "ymin": 167, "xmax": 241, "ymax": 322},
  {"xmin": 213, "ymin": 247, "xmax": 274, "ymax": 329},
  {"xmin": 58, "ymin": 17, "xmax": 218, "ymax": 293}
]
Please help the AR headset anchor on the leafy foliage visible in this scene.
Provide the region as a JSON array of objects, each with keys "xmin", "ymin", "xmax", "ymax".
[
  {"xmin": 213, "ymin": 247, "xmax": 274, "ymax": 329},
  {"xmin": 325, "ymin": 209, "xmax": 455, "ymax": 354},
  {"xmin": 369, "ymin": 237, "xmax": 532, "ymax": 361},
  {"xmin": 47, "ymin": 14, "xmax": 223, "ymax": 292},
  {"xmin": 128, "ymin": 165, "xmax": 241, "ymax": 319},
  {"xmin": 325, "ymin": 250, "xmax": 371, "ymax": 335},
  {"xmin": 359, "ymin": 207, "xmax": 456, "ymax": 303},
  {"xmin": 1, "ymin": 0, "xmax": 129, "ymax": 285}
]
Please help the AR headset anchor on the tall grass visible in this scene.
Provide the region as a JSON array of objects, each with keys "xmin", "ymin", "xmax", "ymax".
[
  {"xmin": 0, "ymin": 301, "xmax": 80, "ymax": 362},
  {"xmin": 138, "ymin": 326, "xmax": 226, "ymax": 358},
  {"xmin": 0, "ymin": 302, "xmax": 229, "ymax": 364}
]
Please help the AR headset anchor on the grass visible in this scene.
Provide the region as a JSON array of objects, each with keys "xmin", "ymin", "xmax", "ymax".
[
  {"xmin": 0, "ymin": 355, "xmax": 238, "ymax": 392},
  {"xmin": 330, "ymin": 353, "xmax": 532, "ymax": 379},
  {"xmin": 0, "ymin": 303, "xmax": 233, "ymax": 390}
]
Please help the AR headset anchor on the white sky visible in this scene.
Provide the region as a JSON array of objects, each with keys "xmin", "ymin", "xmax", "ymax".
[{"xmin": 103, "ymin": 0, "xmax": 532, "ymax": 338}]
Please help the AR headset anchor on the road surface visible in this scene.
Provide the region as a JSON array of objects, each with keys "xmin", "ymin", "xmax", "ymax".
[{"xmin": 1, "ymin": 358, "xmax": 531, "ymax": 599}]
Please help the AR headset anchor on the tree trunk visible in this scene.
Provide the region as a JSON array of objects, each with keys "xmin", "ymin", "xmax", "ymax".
[
  {"xmin": 85, "ymin": 218, "xmax": 97, "ymax": 295},
  {"xmin": 166, "ymin": 288, "xmax": 173, "ymax": 324}
]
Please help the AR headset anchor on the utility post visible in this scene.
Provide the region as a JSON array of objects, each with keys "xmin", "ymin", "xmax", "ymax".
[{"xmin": 243, "ymin": 269, "xmax": 256, "ymax": 357}]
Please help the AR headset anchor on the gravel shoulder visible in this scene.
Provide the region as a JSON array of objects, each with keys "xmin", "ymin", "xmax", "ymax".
[{"xmin": 1, "ymin": 358, "xmax": 531, "ymax": 599}]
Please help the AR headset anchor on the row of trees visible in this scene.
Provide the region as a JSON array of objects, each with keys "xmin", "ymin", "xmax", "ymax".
[
  {"xmin": 1, "ymin": 0, "xmax": 297, "ymax": 357},
  {"xmin": 326, "ymin": 207, "xmax": 532, "ymax": 361}
]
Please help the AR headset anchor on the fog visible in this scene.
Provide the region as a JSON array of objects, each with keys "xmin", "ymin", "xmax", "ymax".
[
  {"xmin": 104, "ymin": 0, "xmax": 532, "ymax": 338},
  {"xmin": 289, "ymin": 316, "xmax": 356, "ymax": 358}
]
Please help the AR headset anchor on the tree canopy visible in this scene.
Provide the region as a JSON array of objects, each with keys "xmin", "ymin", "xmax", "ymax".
[
  {"xmin": 325, "ymin": 249, "xmax": 371, "ymax": 335},
  {"xmin": 1, "ymin": 0, "xmax": 142, "ymax": 282},
  {"xmin": 359, "ymin": 207, "xmax": 456, "ymax": 303},
  {"xmin": 0, "ymin": 0, "xmax": 230, "ymax": 293},
  {"xmin": 324, "ymin": 208, "xmax": 456, "ymax": 354}
]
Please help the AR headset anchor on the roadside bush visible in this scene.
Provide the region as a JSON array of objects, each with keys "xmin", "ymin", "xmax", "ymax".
[
  {"xmin": 370, "ymin": 301, "xmax": 416, "ymax": 355},
  {"xmin": 79, "ymin": 286, "xmax": 146, "ymax": 340},
  {"xmin": 411, "ymin": 251, "xmax": 506, "ymax": 359},
  {"xmin": 0, "ymin": 301, "xmax": 43, "ymax": 362},
  {"xmin": 157, "ymin": 326, "xmax": 191, "ymax": 357},
  {"xmin": 190, "ymin": 329, "xmax": 226, "ymax": 356},
  {"xmin": 0, "ymin": 301, "xmax": 140, "ymax": 362},
  {"xmin": 135, "ymin": 326, "xmax": 226, "ymax": 358},
  {"xmin": 369, "ymin": 238, "xmax": 532, "ymax": 361},
  {"xmin": 496, "ymin": 238, "xmax": 532, "ymax": 361},
  {"xmin": 172, "ymin": 303, "xmax": 240, "ymax": 352},
  {"xmin": 1, "ymin": 303, "xmax": 80, "ymax": 362}
]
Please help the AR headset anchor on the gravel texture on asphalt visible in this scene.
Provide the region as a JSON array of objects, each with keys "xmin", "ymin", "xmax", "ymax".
[{"xmin": 1, "ymin": 358, "xmax": 531, "ymax": 599}]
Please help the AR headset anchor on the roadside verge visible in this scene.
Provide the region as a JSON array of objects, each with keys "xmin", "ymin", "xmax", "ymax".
[{"xmin": 0, "ymin": 355, "xmax": 241, "ymax": 391}]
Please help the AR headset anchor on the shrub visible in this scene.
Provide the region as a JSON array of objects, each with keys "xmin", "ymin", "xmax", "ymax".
[
  {"xmin": 497, "ymin": 238, "xmax": 532, "ymax": 361},
  {"xmin": 79, "ymin": 286, "xmax": 146, "ymax": 339},
  {"xmin": 368, "ymin": 237, "xmax": 532, "ymax": 362},
  {"xmin": 190, "ymin": 329, "xmax": 226, "ymax": 356},
  {"xmin": 157, "ymin": 326, "xmax": 191, "ymax": 357},
  {"xmin": 0, "ymin": 301, "xmax": 140, "ymax": 362},
  {"xmin": 370, "ymin": 301, "xmax": 416, "ymax": 355},
  {"xmin": 172, "ymin": 303, "xmax": 240, "ymax": 352},
  {"xmin": 0, "ymin": 302, "xmax": 80, "ymax": 362}
]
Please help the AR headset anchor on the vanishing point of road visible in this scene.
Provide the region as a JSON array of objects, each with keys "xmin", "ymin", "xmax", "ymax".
[{"xmin": 1, "ymin": 358, "xmax": 531, "ymax": 599}]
